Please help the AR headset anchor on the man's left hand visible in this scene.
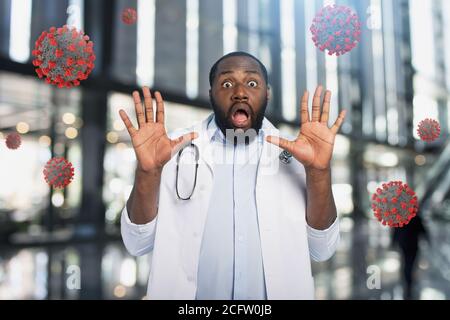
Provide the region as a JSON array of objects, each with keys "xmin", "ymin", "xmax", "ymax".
[{"xmin": 266, "ymin": 85, "xmax": 346, "ymax": 171}]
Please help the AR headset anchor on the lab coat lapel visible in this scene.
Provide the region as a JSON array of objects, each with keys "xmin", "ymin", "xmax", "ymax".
[
  {"xmin": 256, "ymin": 118, "xmax": 286, "ymax": 299},
  {"xmin": 191, "ymin": 114, "xmax": 215, "ymax": 177},
  {"xmin": 172, "ymin": 115, "xmax": 215, "ymax": 294},
  {"xmin": 258, "ymin": 117, "xmax": 282, "ymax": 175}
]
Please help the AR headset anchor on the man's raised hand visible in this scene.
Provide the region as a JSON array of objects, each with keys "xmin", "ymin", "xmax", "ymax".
[
  {"xmin": 266, "ymin": 86, "xmax": 346, "ymax": 171},
  {"xmin": 119, "ymin": 87, "xmax": 198, "ymax": 172}
]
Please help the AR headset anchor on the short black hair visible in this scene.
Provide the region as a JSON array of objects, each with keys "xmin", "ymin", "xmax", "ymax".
[{"xmin": 209, "ymin": 51, "xmax": 268, "ymax": 87}]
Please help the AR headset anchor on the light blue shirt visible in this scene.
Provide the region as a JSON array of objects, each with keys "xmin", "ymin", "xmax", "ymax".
[{"xmin": 195, "ymin": 116, "xmax": 267, "ymax": 300}]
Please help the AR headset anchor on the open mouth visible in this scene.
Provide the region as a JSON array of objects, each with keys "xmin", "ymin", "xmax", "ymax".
[{"xmin": 230, "ymin": 103, "xmax": 251, "ymax": 128}]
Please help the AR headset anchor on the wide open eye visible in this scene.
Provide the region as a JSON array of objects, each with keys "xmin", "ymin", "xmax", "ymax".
[
  {"xmin": 222, "ymin": 81, "xmax": 233, "ymax": 88},
  {"xmin": 248, "ymin": 80, "xmax": 258, "ymax": 88}
]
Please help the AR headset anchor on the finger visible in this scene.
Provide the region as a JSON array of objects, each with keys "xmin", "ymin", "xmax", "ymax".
[
  {"xmin": 142, "ymin": 86, "xmax": 154, "ymax": 123},
  {"xmin": 154, "ymin": 91, "xmax": 165, "ymax": 124},
  {"xmin": 266, "ymin": 136, "xmax": 293, "ymax": 153},
  {"xmin": 311, "ymin": 85, "xmax": 323, "ymax": 122},
  {"xmin": 321, "ymin": 90, "xmax": 331, "ymax": 124},
  {"xmin": 171, "ymin": 132, "xmax": 199, "ymax": 155},
  {"xmin": 132, "ymin": 91, "xmax": 145, "ymax": 128},
  {"xmin": 331, "ymin": 109, "xmax": 347, "ymax": 135},
  {"xmin": 300, "ymin": 91, "xmax": 310, "ymax": 124},
  {"xmin": 119, "ymin": 109, "xmax": 137, "ymax": 137}
]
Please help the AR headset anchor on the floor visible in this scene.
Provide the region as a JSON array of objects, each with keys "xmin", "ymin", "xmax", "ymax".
[{"xmin": 0, "ymin": 216, "xmax": 448, "ymax": 300}]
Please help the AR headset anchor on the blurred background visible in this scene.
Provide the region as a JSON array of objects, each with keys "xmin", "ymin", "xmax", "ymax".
[{"xmin": 1, "ymin": 0, "xmax": 450, "ymax": 300}]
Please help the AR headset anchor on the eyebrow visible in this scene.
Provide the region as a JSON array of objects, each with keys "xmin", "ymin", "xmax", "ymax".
[{"xmin": 218, "ymin": 70, "xmax": 261, "ymax": 77}]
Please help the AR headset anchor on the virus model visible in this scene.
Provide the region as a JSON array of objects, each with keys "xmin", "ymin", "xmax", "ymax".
[
  {"xmin": 32, "ymin": 25, "xmax": 95, "ymax": 88},
  {"xmin": 122, "ymin": 8, "xmax": 137, "ymax": 25},
  {"xmin": 5, "ymin": 132, "xmax": 22, "ymax": 150},
  {"xmin": 371, "ymin": 181, "xmax": 418, "ymax": 228},
  {"xmin": 310, "ymin": 4, "xmax": 361, "ymax": 56},
  {"xmin": 417, "ymin": 118, "xmax": 441, "ymax": 142},
  {"xmin": 43, "ymin": 157, "xmax": 75, "ymax": 188}
]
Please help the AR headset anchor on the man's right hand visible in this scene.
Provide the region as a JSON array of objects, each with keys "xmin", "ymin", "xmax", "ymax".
[{"xmin": 119, "ymin": 87, "xmax": 199, "ymax": 173}]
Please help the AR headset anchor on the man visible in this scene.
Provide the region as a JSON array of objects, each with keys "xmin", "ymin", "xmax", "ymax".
[
  {"xmin": 119, "ymin": 51, "xmax": 346, "ymax": 299},
  {"xmin": 392, "ymin": 213, "xmax": 429, "ymax": 299}
]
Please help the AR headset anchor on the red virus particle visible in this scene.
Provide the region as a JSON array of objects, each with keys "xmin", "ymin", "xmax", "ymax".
[
  {"xmin": 310, "ymin": 4, "xmax": 361, "ymax": 56},
  {"xmin": 32, "ymin": 25, "xmax": 96, "ymax": 88},
  {"xmin": 43, "ymin": 157, "xmax": 75, "ymax": 188},
  {"xmin": 5, "ymin": 132, "xmax": 22, "ymax": 150},
  {"xmin": 371, "ymin": 181, "xmax": 418, "ymax": 228},
  {"xmin": 122, "ymin": 8, "xmax": 137, "ymax": 25},
  {"xmin": 417, "ymin": 118, "xmax": 441, "ymax": 142}
]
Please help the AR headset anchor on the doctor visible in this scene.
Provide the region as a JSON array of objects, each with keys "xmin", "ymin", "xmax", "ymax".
[{"xmin": 119, "ymin": 51, "xmax": 346, "ymax": 300}]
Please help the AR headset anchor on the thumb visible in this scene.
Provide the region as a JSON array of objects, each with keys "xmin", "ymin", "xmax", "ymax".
[
  {"xmin": 171, "ymin": 131, "xmax": 199, "ymax": 155},
  {"xmin": 266, "ymin": 135, "xmax": 293, "ymax": 153}
]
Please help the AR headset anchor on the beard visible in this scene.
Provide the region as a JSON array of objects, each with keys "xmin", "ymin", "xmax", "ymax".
[{"xmin": 210, "ymin": 95, "xmax": 268, "ymax": 141}]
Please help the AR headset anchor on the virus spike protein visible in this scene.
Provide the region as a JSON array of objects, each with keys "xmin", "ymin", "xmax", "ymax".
[
  {"xmin": 371, "ymin": 181, "xmax": 418, "ymax": 228},
  {"xmin": 310, "ymin": 4, "xmax": 361, "ymax": 56},
  {"xmin": 43, "ymin": 157, "xmax": 75, "ymax": 189},
  {"xmin": 417, "ymin": 118, "xmax": 441, "ymax": 142},
  {"xmin": 32, "ymin": 25, "xmax": 95, "ymax": 88},
  {"xmin": 5, "ymin": 132, "xmax": 22, "ymax": 150}
]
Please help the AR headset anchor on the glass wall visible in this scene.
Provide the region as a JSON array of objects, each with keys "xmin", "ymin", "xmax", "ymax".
[{"xmin": 0, "ymin": 72, "xmax": 82, "ymax": 237}]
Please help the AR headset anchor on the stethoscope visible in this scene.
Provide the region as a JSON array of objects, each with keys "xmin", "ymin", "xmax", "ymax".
[
  {"xmin": 176, "ymin": 143, "xmax": 199, "ymax": 200},
  {"xmin": 175, "ymin": 143, "xmax": 292, "ymax": 200}
]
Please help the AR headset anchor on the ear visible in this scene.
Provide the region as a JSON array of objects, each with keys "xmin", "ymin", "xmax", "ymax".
[{"xmin": 266, "ymin": 86, "xmax": 271, "ymax": 100}]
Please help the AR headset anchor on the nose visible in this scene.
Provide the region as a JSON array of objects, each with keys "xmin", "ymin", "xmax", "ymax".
[{"xmin": 231, "ymin": 83, "xmax": 248, "ymax": 103}]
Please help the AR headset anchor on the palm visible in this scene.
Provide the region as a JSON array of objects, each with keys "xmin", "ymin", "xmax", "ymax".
[
  {"xmin": 119, "ymin": 88, "xmax": 198, "ymax": 172},
  {"xmin": 293, "ymin": 122, "xmax": 335, "ymax": 169},
  {"xmin": 130, "ymin": 123, "xmax": 173, "ymax": 171},
  {"xmin": 267, "ymin": 86, "xmax": 346, "ymax": 170}
]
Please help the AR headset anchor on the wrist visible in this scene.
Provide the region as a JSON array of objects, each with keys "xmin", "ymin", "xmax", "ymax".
[
  {"xmin": 305, "ymin": 167, "xmax": 332, "ymax": 187},
  {"xmin": 305, "ymin": 166, "xmax": 331, "ymax": 178},
  {"xmin": 135, "ymin": 167, "xmax": 163, "ymax": 188},
  {"xmin": 136, "ymin": 164, "xmax": 163, "ymax": 176}
]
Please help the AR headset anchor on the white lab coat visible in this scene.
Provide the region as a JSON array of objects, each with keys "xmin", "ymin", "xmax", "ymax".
[{"xmin": 121, "ymin": 113, "xmax": 340, "ymax": 300}]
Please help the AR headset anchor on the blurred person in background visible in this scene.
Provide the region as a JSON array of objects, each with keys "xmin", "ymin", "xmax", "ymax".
[{"xmin": 393, "ymin": 214, "xmax": 429, "ymax": 300}]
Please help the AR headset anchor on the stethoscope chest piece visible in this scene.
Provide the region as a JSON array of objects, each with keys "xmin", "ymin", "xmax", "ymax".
[{"xmin": 279, "ymin": 150, "xmax": 293, "ymax": 164}]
